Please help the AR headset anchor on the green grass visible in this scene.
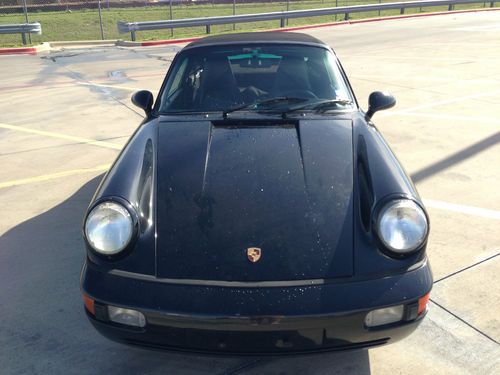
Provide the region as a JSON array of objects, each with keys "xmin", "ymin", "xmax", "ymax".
[{"xmin": 0, "ymin": 1, "xmax": 496, "ymax": 47}]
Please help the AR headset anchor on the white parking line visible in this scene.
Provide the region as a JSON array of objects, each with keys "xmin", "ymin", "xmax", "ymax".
[
  {"xmin": 410, "ymin": 42, "xmax": 498, "ymax": 47},
  {"xmin": 342, "ymin": 55, "xmax": 499, "ymax": 63},
  {"xmin": 349, "ymin": 74, "xmax": 454, "ymax": 82},
  {"xmin": 453, "ymin": 25, "xmax": 500, "ymax": 32},
  {"xmin": 424, "ymin": 199, "xmax": 500, "ymax": 220},
  {"xmin": 382, "ymin": 112, "xmax": 500, "ymax": 126},
  {"xmin": 382, "ymin": 89, "xmax": 500, "ymax": 114},
  {"xmin": 76, "ymin": 81, "xmax": 149, "ymax": 92},
  {"xmin": 76, "ymin": 82, "xmax": 136, "ymax": 91}
]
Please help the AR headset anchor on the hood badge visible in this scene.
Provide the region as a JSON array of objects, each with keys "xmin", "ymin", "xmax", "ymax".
[{"xmin": 247, "ymin": 247, "xmax": 262, "ymax": 263}]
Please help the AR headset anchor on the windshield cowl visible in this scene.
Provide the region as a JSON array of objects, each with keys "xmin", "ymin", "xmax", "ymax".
[{"xmin": 156, "ymin": 109, "xmax": 356, "ymax": 124}]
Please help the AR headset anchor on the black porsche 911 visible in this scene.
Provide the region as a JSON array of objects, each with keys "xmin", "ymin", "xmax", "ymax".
[{"xmin": 80, "ymin": 32, "xmax": 432, "ymax": 354}]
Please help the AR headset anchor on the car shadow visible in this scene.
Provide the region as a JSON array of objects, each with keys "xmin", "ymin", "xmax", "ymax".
[{"xmin": 0, "ymin": 176, "xmax": 370, "ymax": 375}]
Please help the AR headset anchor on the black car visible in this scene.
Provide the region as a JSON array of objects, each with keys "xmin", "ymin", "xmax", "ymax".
[{"xmin": 81, "ymin": 32, "xmax": 432, "ymax": 354}]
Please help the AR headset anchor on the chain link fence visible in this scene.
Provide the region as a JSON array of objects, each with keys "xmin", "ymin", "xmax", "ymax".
[{"xmin": 0, "ymin": 0, "xmax": 497, "ymax": 46}]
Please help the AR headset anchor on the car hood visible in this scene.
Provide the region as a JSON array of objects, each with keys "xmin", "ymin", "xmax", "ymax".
[{"xmin": 156, "ymin": 117, "xmax": 354, "ymax": 282}]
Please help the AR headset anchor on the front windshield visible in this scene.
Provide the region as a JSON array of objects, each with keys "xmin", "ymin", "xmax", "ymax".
[{"xmin": 158, "ymin": 44, "xmax": 354, "ymax": 114}]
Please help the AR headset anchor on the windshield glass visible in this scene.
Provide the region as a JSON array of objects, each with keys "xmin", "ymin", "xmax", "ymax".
[{"xmin": 157, "ymin": 44, "xmax": 354, "ymax": 114}]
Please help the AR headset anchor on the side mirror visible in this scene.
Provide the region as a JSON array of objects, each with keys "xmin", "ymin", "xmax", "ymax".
[
  {"xmin": 365, "ymin": 91, "xmax": 396, "ymax": 120},
  {"xmin": 131, "ymin": 90, "xmax": 154, "ymax": 115}
]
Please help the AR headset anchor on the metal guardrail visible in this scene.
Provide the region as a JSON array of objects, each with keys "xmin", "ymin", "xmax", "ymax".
[
  {"xmin": 0, "ymin": 22, "xmax": 42, "ymax": 45},
  {"xmin": 118, "ymin": 0, "xmax": 497, "ymax": 41}
]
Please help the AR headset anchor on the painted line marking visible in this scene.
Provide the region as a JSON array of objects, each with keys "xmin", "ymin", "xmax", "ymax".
[
  {"xmin": 0, "ymin": 80, "xmax": 76, "ymax": 91},
  {"xmin": 424, "ymin": 199, "xmax": 500, "ymax": 220},
  {"xmin": 0, "ymin": 164, "xmax": 110, "ymax": 189},
  {"xmin": 76, "ymin": 81, "xmax": 149, "ymax": 92},
  {"xmin": 349, "ymin": 74, "xmax": 456, "ymax": 82},
  {"xmin": 0, "ymin": 122, "xmax": 123, "ymax": 150},
  {"xmin": 0, "ymin": 80, "xmax": 157, "ymax": 94},
  {"xmin": 384, "ymin": 112, "xmax": 500, "ymax": 126},
  {"xmin": 343, "ymin": 55, "xmax": 500, "ymax": 63},
  {"xmin": 453, "ymin": 24, "xmax": 500, "ymax": 32},
  {"xmin": 381, "ymin": 89, "xmax": 500, "ymax": 115},
  {"xmin": 406, "ymin": 42, "xmax": 500, "ymax": 47}
]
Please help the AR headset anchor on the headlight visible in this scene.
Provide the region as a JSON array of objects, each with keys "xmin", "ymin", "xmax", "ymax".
[
  {"xmin": 376, "ymin": 199, "xmax": 428, "ymax": 254},
  {"xmin": 85, "ymin": 201, "xmax": 134, "ymax": 255}
]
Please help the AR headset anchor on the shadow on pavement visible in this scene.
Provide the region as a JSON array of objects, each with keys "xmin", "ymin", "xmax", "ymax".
[
  {"xmin": 411, "ymin": 131, "xmax": 500, "ymax": 183},
  {"xmin": 0, "ymin": 176, "xmax": 370, "ymax": 375}
]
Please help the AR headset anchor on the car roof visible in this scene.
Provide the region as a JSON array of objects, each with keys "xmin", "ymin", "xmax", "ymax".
[{"xmin": 184, "ymin": 32, "xmax": 329, "ymax": 50}]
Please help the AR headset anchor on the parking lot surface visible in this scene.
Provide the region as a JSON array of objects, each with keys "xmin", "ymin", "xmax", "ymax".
[{"xmin": 0, "ymin": 11, "xmax": 499, "ymax": 375}]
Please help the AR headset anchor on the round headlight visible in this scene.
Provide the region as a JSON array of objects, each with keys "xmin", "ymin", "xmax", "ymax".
[
  {"xmin": 85, "ymin": 201, "xmax": 134, "ymax": 255},
  {"xmin": 377, "ymin": 199, "xmax": 428, "ymax": 254}
]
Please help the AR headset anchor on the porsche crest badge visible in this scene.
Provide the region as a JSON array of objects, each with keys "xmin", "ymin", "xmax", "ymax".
[{"xmin": 247, "ymin": 247, "xmax": 262, "ymax": 263}]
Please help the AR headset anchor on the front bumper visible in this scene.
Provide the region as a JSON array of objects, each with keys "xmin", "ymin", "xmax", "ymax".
[{"xmin": 81, "ymin": 260, "xmax": 432, "ymax": 355}]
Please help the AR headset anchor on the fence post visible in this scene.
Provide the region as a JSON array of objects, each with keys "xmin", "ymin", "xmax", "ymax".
[
  {"xmin": 233, "ymin": 0, "xmax": 236, "ymax": 30},
  {"xmin": 170, "ymin": 0, "xmax": 173, "ymax": 37},
  {"xmin": 286, "ymin": 0, "xmax": 290, "ymax": 25},
  {"xmin": 131, "ymin": 30, "xmax": 136, "ymax": 41},
  {"xmin": 490, "ymin": 1, "xmax": 495, "ymax": 6},
  {"xmin": 400, "ymin": 7, "xmax": 405, "ymax": 13},
  {"xmin": 21, "ymin": 0, "xmax": 31, "ymax": 44},
  {"xmin": 21, "ymin": 33, "xmax": 27, "ymax": 45},
  {"xmin": 206, "ymin": 25, "xmax": 211, "ymax": 34},
  {"xmin": 345, "ymin": 12, "xmax": 349, "ymax": 20},
  {"xmin": 335, "ymin": 0, "xmax": 338, "ymax": 21},
  {"xmin": 280, "ymin": 18, "xmax": 285, "ymax": 27},
  {"xmin": 98, "ymin": 0, "xmax": 105, "ymax": 40},
  {"xmin": 448, "ymin": 4, "xmax": 454, "ymax": 10}
]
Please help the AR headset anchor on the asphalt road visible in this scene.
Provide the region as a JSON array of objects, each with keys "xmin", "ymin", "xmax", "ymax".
[{"xmin": 0, "ymin": 10, "xmax": 499, "ymax": 375}]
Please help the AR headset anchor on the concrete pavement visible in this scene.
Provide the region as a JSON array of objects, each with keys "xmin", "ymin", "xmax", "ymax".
[{"xmin": 0, "ymin": 11, "xmax": 499, "ymax": 374}]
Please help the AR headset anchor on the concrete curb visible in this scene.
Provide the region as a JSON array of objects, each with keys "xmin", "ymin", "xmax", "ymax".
[
  {"xmin": 49, "ymin": 40, "xmax": 117, "ymax": 47},
  {"xmin": 117, "ymin": 37, "xmax": 202, "ymax": 47},
  {"xmin": 116, "ymin": 39, "xmax": 142, "ymax": 47},
  {"xmin": 0, "ymin": 7, "xmax": 499, "ymax": 55},
  {"xmin": 36, "ymin": 42, "xmax": 52, "ymax": 53}
]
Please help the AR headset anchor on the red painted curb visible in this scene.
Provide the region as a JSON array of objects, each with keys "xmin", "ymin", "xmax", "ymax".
[{"xmin": 0, "ymin": 47, "xmax": 37, "ymax": 55}]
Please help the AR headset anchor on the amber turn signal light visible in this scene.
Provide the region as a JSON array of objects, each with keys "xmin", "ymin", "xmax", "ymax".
[
  {"xmin": 83, "ymin": 294, "xmax": 95, "ymax": 315},
  {"xmin": 418, "ymin": 293, "xmax": 430, "ymax": 315}
]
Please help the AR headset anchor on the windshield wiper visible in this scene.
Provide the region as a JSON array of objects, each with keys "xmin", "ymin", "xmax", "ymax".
[
  {"xmin": 222, "ymin": 97, "xmax": 310, "ymax": 118},
  {"xmin": 284, "ymin": 98, "xmax": 353, "ymax": 115}
]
